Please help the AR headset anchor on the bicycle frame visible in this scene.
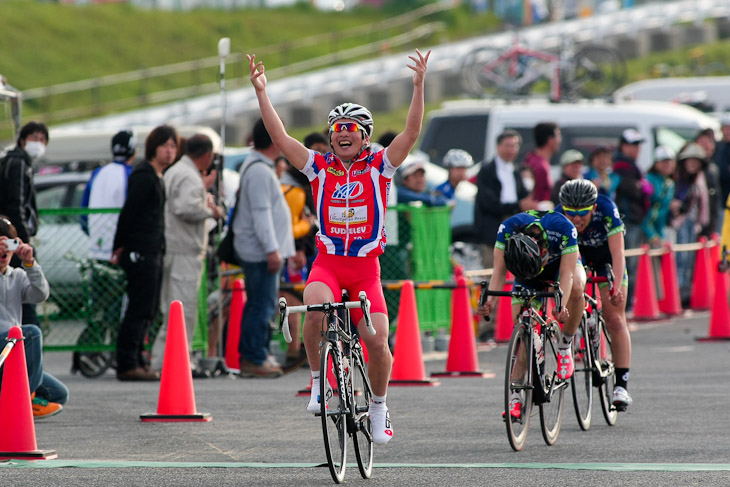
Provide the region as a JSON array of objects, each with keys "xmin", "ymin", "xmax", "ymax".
[{"xmin": 480, "ymin": 35, "xmax": 561, "ymax": 101}]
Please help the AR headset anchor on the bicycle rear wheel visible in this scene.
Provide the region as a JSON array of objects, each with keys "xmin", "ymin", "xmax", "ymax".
[
  {"xmin": 539, "ymin": 320, "xmax": 565, "ymax": 446},
  {"xmin": 595, "ymin": 319, "xmax": 618, "ymax": 426},
  {"xmin": 570, "ymin": 313, "xmax": 593, "ymax": 431},
  {"xmin": 565, "ymin": 45, "xmax": 626, "ymax": 99},
  {"xmin": 504, "ymin": 323, "xmax": 532, "ymax": 452},
  {"xmin": 320, "ymin": 341, "xmax": 347, "ymax": 483},
  {"xmin": 351, "ymin": 351, "xmax": 373, "ymax": 479}
]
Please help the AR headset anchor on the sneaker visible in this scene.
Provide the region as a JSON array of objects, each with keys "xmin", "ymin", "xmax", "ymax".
[
  {"xmin": 282, "ymin": 349, "xmax": 308, "ymax": 374},
  {"xmin": 31, "ymin": 393, "xmax": 63, "ymax": 419},
  {"xmin": 307, "ymin": 381, "xmax": 333, "ymax": 413},
  {"xmin": 370, "ymin": 407, "xmax": 393, "ymax": 445},
  {"xmin": 502, "ymin": 397, "xmax": 522, "ymax": 421},
  {"xmin": 612, "ymin": 386, "xmax": 633, "ymax": 411},
  {"xmin": 240, "ymin": 358, "xmax": 283, "ymax": 378},
  {"xmin": 556, "ymin": 348, "xmax": 574, "ymax": 380}
]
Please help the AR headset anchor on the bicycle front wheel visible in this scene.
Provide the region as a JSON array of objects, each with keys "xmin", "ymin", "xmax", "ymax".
[
  {"xmin": 595, "ymin": 319, "xmax": 618, "ymax": 426},
  {"xmin": 504, "ymin": 323, "xmax": 532, "ymax": 452},
  {"xmin": 571, "ymin": 314, "xmax": 593, "ymax": 431},
  {"xmin": 565, "ymin": 45, "xmax": 626, "ymax": 99},
  {"xmin": 351, "ymin": 351, "xmax": 374, "ymax": 479},
  {"xmin": 539, "ymin": 320, "xmax": 565, "ymax": 446},
  {"xmin": 320, "ymin": 341, "xmax": 347, "ymax": 483}
]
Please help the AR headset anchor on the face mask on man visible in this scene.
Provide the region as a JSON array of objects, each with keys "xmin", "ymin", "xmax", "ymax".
[{"xmin": 24, "ymin": 141, "xmax": 46, "ymax": 160}]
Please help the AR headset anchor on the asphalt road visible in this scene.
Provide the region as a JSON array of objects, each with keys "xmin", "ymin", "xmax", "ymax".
[{"xmin": 2, "ymin": 311, "xmax": 730, "ymax": 486}]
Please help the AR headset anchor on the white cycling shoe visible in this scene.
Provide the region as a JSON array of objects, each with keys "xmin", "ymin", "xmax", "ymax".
[
  {"xmin": 307, "ymin": 382, "xmax": 333, "ymax": 414},
  {"xmin": 370, "ymin": 407, "xmax": 393, "ymax": 445}
]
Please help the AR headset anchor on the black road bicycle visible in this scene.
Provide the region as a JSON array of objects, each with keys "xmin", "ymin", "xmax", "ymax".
[
  {"xmin": 278, "ymin": 291, "xmax": 375, "ymax": 484},
  {"xmin": 480, "ymin": 282, "xmax": 567, "ymax": 451},
  {"xmin": 571, "ymin": 264, "xmax": 618, "ymax": 430}
]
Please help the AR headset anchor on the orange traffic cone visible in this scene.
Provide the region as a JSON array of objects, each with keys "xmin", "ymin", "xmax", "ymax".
[
  {"xmin": 224, "ymin": 279, "xmax": 245, "ymax": 373},
  {"xmin": 658, "ymin": 244, "xmax": 682, "ymax": 316},
  {"xmin": 697, "ymin": 268, "xmax": 730, "ymax": 341},
  {"xmin": 141, "ymin": 301, "xmax": 212, "ymax": 422},
  {"xmin": 493, "ymin": 272, "xmax": 515, "ymax": 342},
  {"xmin": 632, "ymin": 245, "xmax": 660, "ymax": 321},
  {"xmin": 0, "ymin": 326, "xmax": 57, "ymax": 460},
  {"xmin": 432, "ymin": 276, "xmax": 489, "ymax": 378},
  {"xmin": 390, "ymin": 280, "xmax": 439, "ymax": 386},
  {"xmin": 690, "ymin": 237, "xmax": 714, "ymax": 311}
]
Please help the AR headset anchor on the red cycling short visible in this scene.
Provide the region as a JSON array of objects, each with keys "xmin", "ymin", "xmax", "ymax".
[{"xmin": 307, "ymin": 253, "xmax": 388, "ymax": 325}]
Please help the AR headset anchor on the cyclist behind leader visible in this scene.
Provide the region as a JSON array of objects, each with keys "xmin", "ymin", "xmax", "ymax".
[
  {"xmin": 247, "ymin": 49, "xmax": 431, "ymax": 445},
  {"xmin": 477, "ymin": 210, "xmax": 585, "ymax": 419},
  {"xmin": 556, "ymin": 179, "xmax": 633, "ymax": 411}
]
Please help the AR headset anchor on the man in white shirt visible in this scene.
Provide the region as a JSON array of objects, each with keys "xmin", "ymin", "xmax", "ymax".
[{"xmin": 474, "ymin": 130, "xmax": 539, "ymax": 267}]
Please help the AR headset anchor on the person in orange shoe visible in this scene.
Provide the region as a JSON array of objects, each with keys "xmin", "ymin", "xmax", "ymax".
[{"xmin": 0, "ymin": 216, "xmax": 68, "ymax": 419}]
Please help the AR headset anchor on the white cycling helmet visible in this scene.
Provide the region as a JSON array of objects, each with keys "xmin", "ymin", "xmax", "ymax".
[
  {"xmin": 328, "ymin": 103, "xmax": 374, "ymax": 138},
  {"xmin": 442, "ymin": 149, "xmax": 474, "ymax": 168}
]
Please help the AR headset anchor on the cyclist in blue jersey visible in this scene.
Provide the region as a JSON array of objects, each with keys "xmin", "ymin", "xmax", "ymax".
[
  {"xmin": 478, "ymin": 209, "xmax": 585, "ymax": 419},
  {"xmin": 556, "ymin": 178, "xmax": 633, "ymax": 411}
]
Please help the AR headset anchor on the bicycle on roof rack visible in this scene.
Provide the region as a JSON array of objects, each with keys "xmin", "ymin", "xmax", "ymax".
[{"xmin": 461, "ymin": 34, "xmax": 626, "ymax": 102}]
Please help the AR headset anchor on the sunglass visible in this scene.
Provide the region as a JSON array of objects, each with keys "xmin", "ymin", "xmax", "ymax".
[
  {"xmin": 330, "ymin": 122, "xmax": 362, "ymax": 133},
  {"xmin": 563, "ymin": 206, "xmax": 593, "ymax": 217}
]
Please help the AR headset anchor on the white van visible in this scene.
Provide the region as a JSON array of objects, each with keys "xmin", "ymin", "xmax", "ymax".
[
  {"xmin": 39, "ymin": 125, "xmax": 223, "ymax": 170},
  {"xmin": 416, "ymin": 98, "xmax": 720, "ymax": 178}
]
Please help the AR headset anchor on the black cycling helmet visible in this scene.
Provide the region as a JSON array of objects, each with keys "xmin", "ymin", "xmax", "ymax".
[
  {"xmin": 504, "ymin": 231, "xmax": 544, "ymax": 281},
  {"xmin": 559, "ymin": 178, "xmax": 598, "ymax": 209}
]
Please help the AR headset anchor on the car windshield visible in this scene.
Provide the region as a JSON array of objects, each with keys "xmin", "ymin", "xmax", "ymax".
[{"xmin": 419, "ymin": 114, "xmax": 489, "ymax": 166}]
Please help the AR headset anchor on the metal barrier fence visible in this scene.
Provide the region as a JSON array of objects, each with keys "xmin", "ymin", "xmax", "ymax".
[{"xmin": 36, "ymin": 208, "xmax": 131, "ymax": 352}]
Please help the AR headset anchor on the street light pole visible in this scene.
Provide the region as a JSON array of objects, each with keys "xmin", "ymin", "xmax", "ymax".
[{"xmin": 215, "ymin": 37, "xmax": 230, "ymax": 360}]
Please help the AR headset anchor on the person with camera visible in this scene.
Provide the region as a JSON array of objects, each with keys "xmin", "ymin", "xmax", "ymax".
[{"xmin": 0, "ymin": 216, "xmax": 68, "ymax": 418}]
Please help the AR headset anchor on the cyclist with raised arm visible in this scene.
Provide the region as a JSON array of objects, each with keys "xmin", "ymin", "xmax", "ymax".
[
  {"xmin": 247, "ymin": 48, "xmax": 430, "ymax": 445},
  {"xmin": 556, "ymin": 179, "xmax": 633, "ymax": 411},
  {"xmin": 478, "ymin": 210, "xmax": 585, "ymax": 419}
]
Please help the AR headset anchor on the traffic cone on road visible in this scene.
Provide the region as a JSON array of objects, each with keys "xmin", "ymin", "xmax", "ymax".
[
  {"xmin": 494, "ymin": 272, "xmax": 515, "ymax": 342},
  {"xmin": 658, "ymin": 244, "xmax": 682, "ymax": 316},
  {"xmin": 632, "ymin": 245, "xmax": 660, "ymax": 321},
  {"xmin": 690, "ymin": 237, "xmax": 714, "ymax": 310},
  {"xmin": 390, "ymin": 280, "xmax": 439, "ymax": 386},
  {"xmin": 141, "ymin": 301, "xmax": 212, "ymax": 422},
  {"xmin": 697, "ymin": 268, "xmax": 730, "ymax": 341},
  {"xmin": 432, "ymin": 277, "xmax": 489, "ymax": 378},
  {"xmin": 0, "ymin": 326, "xmax": 57, "ymax": 460},
  {"xmin": 224, "ymin": 279, "xmax": 245, "ymax": 373}
]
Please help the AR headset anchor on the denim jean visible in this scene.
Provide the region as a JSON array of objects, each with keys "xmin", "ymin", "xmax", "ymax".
[
  {"xmin": 624, "ymin": 223, "xmax": 644, "ymax": 309},
  {"xmin": 0, "ymin": 325, "xmax": 43, "ymax": 394},
  {"xmin": 36, "ymin": 371, "xmax": 69, "ymax": 404},
  {"xmin": 238, "ymin": 260, "xmax": 280, "ymax": 365},
  {"xmin": 675, "ymin": 217, "xmax": 697, "ymax": 302}
]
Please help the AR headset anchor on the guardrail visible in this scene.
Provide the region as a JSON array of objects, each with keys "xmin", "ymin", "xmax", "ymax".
[
  {"xmin": 21, "ymin": 2, "xmax": 450, "ymax": 125},
  {"xmin": 51, "ymin": 0, "xmax": 730, "ymax": 134}
]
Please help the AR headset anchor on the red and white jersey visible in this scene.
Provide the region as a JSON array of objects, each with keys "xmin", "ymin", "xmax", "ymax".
[{"xmin": 301, "ymin": 148, "xmax": 396, "ymax": 257}]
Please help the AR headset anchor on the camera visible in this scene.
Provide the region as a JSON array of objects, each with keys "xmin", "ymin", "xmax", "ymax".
[{"xmin": 4, "ymin": 238, "xmax": 19, "ymax": 251}]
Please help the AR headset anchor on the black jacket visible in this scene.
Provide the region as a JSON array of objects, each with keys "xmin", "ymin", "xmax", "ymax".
[
  {"xmin": 0, "ymin": 146, "xmax": 38, "ymax": 242},
  {"xmin": 474, "ymin": 159, "xmax": 529, "ymax": 246},
  {"xmin": 113, "ymin": 161, "xmax": 166, "ymax": 254}
]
